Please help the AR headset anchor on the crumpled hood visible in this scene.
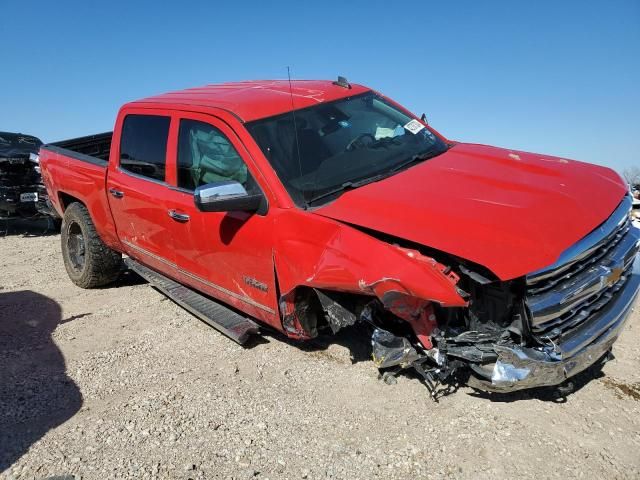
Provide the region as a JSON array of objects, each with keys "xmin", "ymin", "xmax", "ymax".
[
  {"xmin": 0, "ymin": 132, "xmax": 42, "ymax": 159},
  {"xmin": 314, "ymin": 143, "xmax": 627, "ymax": 280}
]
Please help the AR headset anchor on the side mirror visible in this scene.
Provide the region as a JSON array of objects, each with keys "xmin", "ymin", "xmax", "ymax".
[{"xmin": 194, "ymin": 180, "xmax": 266, "ymax": 214}]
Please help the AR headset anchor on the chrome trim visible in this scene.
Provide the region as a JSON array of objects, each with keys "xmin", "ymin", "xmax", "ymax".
[
  {"xmin": 123, "ymin": 239, "xmax": 175, "ymax": 268},
  {"xmin": 469, "ymin": 257, "xmax": 640, "ymax": 392},
  {"xmin": 528, "ymin": 195, "xmax": 632, "ymax": 285},
  {"xmin": 168, "ymin": 209, "xmax": 190, "ymax": 222},
  {"xmin": 109, "ymin": 188, "xmax": 124, "ymax": 199},
  {"xmin": 121, "ymin": 240, "xmax": 275, "ymax": 314},
  {"xmin": 528, "ymin": 225, "xmax": 640, "ymax": 327},
  {"xmin": 195, "ymin": 180, "xmax": 248, "ymax": 204}
]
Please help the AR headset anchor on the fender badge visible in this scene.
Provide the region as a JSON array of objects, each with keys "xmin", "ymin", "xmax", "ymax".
[{"xmin": 243, "ymin": 276, "xmax": 268, "ymax": 292}]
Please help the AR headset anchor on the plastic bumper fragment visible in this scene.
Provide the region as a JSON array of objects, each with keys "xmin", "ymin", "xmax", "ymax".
[{"xmin": 371, "ymin": 328, "xmax": 420, "ymax": 368}]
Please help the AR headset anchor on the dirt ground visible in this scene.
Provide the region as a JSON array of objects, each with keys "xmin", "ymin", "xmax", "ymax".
[{"xmin": 1, "ymin": 219, "xmax": 640, "ymax": 480}]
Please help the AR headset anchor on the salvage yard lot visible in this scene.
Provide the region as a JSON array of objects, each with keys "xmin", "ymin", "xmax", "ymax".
[{"xmin": 2, "ymin": 223, "xmax": 640, "ymax": 479}]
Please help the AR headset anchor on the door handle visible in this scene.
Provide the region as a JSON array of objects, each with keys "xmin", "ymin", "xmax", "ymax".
[
  {"xmin": 109, "ymin": 188, "xmax": 124, "ymax": 199},
  {"xmin": 168, "ymin": 209, "xmax": 190, "ymax": 222}
]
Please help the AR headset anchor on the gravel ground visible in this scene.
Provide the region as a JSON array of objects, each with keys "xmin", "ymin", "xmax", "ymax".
[{"xmin": 1, "ymin": 219, "xmax": 640, "ymax": 479}]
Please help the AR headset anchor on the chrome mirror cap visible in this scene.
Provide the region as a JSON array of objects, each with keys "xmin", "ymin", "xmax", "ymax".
[
  {"xmin": 195, "ymin": 180, "xmax": 248, "ymax": 205},
  {"xmin": 194, "ymin": 180, "xmax": 265, "ymax": 214}
]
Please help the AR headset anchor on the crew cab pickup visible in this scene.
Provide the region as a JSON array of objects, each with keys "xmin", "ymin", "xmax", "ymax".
[{"xmin": 40, "ymin": 79, "xmax": 640, "ymax": 395}]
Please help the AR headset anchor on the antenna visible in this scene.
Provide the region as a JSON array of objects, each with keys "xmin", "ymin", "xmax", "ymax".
[{"xmin": 287, "ymin": 66, "xmax": 304, "ymax": 186}]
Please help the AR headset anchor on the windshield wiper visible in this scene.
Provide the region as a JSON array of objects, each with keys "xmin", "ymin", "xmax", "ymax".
[
  {"xmin": 390, "ymin": 149, "xmax": 439, "ymax": 174},
  {"xmin": 304, "ymin": 149, "xmax": 443, "ymax": 207},
  {"xmin": 304, "ymin": 172, "xmax": 391, "ymax": 207}
]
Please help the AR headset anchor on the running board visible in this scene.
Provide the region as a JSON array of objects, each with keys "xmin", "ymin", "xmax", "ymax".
[{"xmin": 124, "ymin": 258, "xmax": 260, "ymax": 345}]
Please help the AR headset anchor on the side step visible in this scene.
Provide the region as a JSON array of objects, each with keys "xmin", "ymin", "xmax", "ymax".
[{"xmin": 124, "ymin": 258, "xmax": 260, "ymax": 345}]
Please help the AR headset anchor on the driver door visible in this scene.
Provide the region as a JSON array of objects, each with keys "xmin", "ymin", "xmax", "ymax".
[{"xmin": 165, "ymin": 113, "xmax": 278, "ymax": 325}]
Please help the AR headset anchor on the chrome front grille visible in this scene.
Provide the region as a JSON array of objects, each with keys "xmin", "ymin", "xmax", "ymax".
[
  {"xmin": 526, "ymin": 196, "xmax": 640, "ymax": 341},
  {"xmin": 527, "ymin": 219, "xmax": 630, "ymax": 296}
]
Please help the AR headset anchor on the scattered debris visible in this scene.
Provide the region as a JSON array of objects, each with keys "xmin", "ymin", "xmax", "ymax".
[{"xmin": 371, "ymin": 328, "xmax": 419, "ymax": 369}]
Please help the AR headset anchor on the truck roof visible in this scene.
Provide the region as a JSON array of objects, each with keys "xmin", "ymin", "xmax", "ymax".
[{"xmin": 131, "ymin": 80, "xmax": 371, "ymax": 123}]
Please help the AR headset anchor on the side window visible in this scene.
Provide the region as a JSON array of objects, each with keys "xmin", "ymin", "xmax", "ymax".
[
  {"xmin": 120, "ymin": 114, "xmax": 170, "ymax": 182},
  {"xmin": 177, "ymin": 119, "xmax": 255, "ymax": 192}
]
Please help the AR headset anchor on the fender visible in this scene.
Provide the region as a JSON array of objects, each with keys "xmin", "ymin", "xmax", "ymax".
[{"xmin": 272, "ymin": 209, "xmax": 467, "ymax": 345}]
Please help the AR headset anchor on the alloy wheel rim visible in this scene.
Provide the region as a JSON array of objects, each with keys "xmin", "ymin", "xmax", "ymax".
[{"xmin": 67, "ymin": 221, "xmax": 86, "ymax": 272}]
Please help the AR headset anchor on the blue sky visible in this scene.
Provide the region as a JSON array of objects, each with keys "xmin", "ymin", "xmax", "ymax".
[{"xmin": 2, "ymin": 0, "xmax": 638, "ymax": 173}]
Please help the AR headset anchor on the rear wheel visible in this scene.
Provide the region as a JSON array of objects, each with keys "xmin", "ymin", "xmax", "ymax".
[{"xmin": 61, "ymin": 202, "xmax": 122, "ymax": 288}]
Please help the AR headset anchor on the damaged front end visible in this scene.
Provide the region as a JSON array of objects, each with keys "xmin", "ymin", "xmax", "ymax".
[
  {"xmin": 276, "ymin": 197, "xmax": 640, "ymax": 398},
  {"xmin": 363, "ymin": 273, "xmax": 531, "ymax": 398},
  {"xmin": 364, "ymin": 254, "xmax": 637, "ymax": 397},
  {"xmin": 0, "ymin": 132, "xmax": 55, "ymax": 219},
  {"xmin": 373, "ymin": 197, "xmax": 640, "ymax": 396},
  {"xmin": 473, "ymin": 196, "xmax": 640, "ymax": 392}
]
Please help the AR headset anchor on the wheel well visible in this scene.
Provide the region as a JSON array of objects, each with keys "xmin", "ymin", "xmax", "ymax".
[
  {"xmin": 58, "ymin": 192, "xmax": 84, "ymax": 211},
  {"xmin": 279, "ymin": 284, "xmax": 372, "ymax": 339}
]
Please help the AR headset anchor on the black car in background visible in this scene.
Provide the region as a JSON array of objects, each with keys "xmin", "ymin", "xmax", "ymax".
[{"xmin": 0, "ymin": 131, "xmax": 56, "ymax": 220}]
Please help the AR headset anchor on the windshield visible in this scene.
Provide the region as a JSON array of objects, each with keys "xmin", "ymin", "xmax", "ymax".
[{"xmin": 246, "ymin": 92, "xmax": 447, "ymax": 207}]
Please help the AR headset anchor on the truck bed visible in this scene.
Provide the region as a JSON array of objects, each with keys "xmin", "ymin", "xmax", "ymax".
[
  {"xmin": 42, "ymin": 132, "xmax": 113, "ymax": 171},
  {"xmin": 49, "ymin": 132, "xmax": 112, "ymax": 162},
  {"xmin": 39, "ymin": 132, "xmax": 121, "ymax": 249}
]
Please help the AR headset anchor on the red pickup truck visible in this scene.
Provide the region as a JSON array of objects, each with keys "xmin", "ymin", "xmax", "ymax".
[{"xmin": 40, "ymin": 79, "xmax": 640, "ymax": 396}]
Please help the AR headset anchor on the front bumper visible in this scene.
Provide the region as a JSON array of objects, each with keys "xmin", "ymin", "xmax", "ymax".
[
  {"xmin": 0, "ymin": 185, "xmax": 53, "ymax": 218},
  {"xmin": 469, "ymin": 256, "xmax": 640, "ymax": 393},
  {"xmin": 0, "ymin": 186, "xmax": 38, "ymax": 217}
]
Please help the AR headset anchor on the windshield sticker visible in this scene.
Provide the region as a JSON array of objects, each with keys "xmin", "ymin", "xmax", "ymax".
[
  {"xmin": 374, "ymin": 127, "xmax": 395, "ymax": 140},
  {"xmin": 375, "ymin": 126, "xmax": 406, "ymax": 140},
  {"xmin": 404, "ymin": 119, "xmax": 425, "ymax": 135}
]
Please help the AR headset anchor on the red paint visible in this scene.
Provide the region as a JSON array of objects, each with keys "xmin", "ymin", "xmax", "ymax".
[
  {"xmin": 381, "ymin": 295, "xmax": 437, "ymax": 349},
  {"xmin": 40, "ymin": 80, "xmax": 628, "ymax": 345},
  {"xmin": 135, "ymin": 81, "xmax": 371, "ymax": 123},
  {"xmin": 40, "ymin": 149, "xmax": 121, "ymax": 250},
  {"xmin": 315, "ymin": 143, "xmax": 627, "ymax": 280},
  {"xmin": 163, "ymin": 112, "xmax": 278, "ymax": 325}
]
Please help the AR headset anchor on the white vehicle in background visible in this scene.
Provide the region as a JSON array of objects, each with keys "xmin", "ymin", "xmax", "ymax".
[{"xmin": 629, "ymin": 185, "xmax": 640, "ymax": 228}]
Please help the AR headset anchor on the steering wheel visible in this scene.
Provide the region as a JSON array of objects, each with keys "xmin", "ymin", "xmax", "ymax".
[{"xmin": 345, "ymin": 133, "xmax": 376, "ymax": 152}]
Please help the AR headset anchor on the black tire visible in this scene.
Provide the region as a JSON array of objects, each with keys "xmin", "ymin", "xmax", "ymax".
[{"xmin": 61, "ymin": 202, "xmax": 122, "ymax": 288}]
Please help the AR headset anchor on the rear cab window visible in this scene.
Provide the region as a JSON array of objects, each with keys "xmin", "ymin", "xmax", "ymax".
[{"xmin": 119, "ymin": 115, "xmax": 170, "ymax": 182}]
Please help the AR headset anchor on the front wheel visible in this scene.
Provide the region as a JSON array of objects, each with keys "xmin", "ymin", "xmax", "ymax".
[{"xmin": 61, "ymin": 202, "xmax": 122, "ymax": 288}]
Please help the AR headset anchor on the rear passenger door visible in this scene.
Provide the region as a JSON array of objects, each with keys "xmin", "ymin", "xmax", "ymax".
[{"xmin": 107, "ymin": 112, "xmax": 177, "ymax": 273}]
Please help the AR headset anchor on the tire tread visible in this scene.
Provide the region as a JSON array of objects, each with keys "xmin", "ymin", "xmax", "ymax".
[{"xmin": 61, "ymin": 202, "xmax": 122, "ymax": 288}]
